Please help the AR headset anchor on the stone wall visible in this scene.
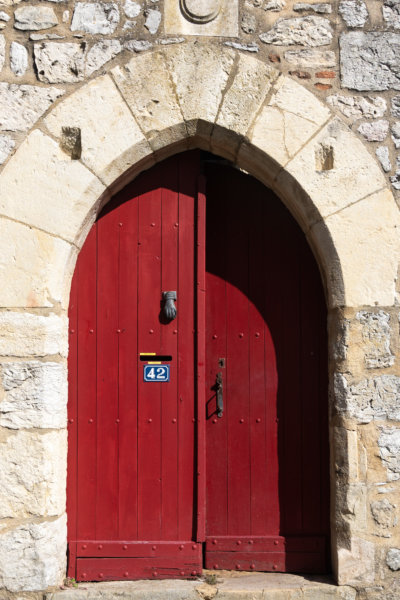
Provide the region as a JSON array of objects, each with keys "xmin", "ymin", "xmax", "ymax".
[{"xmin": 0, "ymin": 1, "xmax": 399, "ymax": 598}]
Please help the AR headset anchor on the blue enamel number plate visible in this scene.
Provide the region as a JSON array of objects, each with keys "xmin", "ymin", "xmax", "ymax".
[{"xmin": 143, "ymin": 364, "xmax": 170, "ymax": 382}]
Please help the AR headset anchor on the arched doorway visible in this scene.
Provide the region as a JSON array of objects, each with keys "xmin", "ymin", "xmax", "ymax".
[{"xmin": 67, "ymin": 151, "xmax": 329, "ymax": 582}]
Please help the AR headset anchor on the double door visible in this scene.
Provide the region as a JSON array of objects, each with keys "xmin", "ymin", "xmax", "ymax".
[{"xmin": 67, "ymin": 151, "xmax": 329, "ymax": 581}]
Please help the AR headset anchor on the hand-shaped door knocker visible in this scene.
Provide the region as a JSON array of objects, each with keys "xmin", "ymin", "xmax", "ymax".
[{"xmin": 162, "ymin": 291, "xmax": 177, "ymax": 321}]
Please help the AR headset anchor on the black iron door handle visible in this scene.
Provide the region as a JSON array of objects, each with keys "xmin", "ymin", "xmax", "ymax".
[{"xmin": 216, "ymin": 372, "xmax": 223, "ymax": 418}]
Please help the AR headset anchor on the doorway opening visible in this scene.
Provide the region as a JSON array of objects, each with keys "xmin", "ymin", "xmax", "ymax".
[{"xmin": 67, "ymin": 150, "xmax": 330, "ymax": 582}]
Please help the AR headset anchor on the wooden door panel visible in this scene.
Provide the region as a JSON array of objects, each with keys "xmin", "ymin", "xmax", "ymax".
[
  {"xmin": 205, "ymin": 164, "xmax": 329, "ymax": 573},
  {"xmin": 68, "ymin": 152, "xmax": 203, "ymax": 581}
]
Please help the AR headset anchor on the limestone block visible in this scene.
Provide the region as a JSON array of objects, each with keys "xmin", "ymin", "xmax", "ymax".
[
  {"xmin": 0, "ymin": 429, "xmax": 66, "ymax": 519},
  {"xmin": 376, "ymin": 146, "xmax": 392, "ymax": 172},
  {"xmin": 340, "ymin": 32, "xmax": 400, "ymax": 91},
  {"xmin": 391, "ymin": 122, "xmax": 400, "ymax": 148},
  {"xmin": 212, "ymin": 53, "xmax": 278, "ymax": 158},
  {"xmin": 144, "ymin": 8, "xmax": 161, "ymax": 34},
  {"xmin": 238, "ymin": 75, "xmax": 330, "ymax": 184},
  {"xmin": 0, "ymin": 83, "xmax": 64, "ymax": 131},
  {"xmin": 14, "ymin": 5, "xmax": 58, "ymax": 30},
  {"xmin": 124, "ymin": 0, "xmax": 141, "ymax": 18},
  {"xmin": 0, "ymin": 219, "xmax": 73, "ymax": 308},
  {"xmin": 392, "ymin": 95, "xmax": 400, "ymax": 117},
  {"xmin": 71, "ymin": 2, "xmax": 119, "ymax": 34},
  {"xmin": 309, "ymin": 189, "xmax": 400, "ymax": 307},
  {"xmin": 284, "ymin": 49, "xmax": 336, "ymax": 68},
  {"xmin": 111, "ymin": 50, "xmax": 187, "ymax": 152},
  {"xmin": 334, "ymin": 423, "xmax": 359, "ymax": 481},
  {"xmin": 356, "ymin": 311, "xmax": 394, "ymax": 369},
  {"xmin": 337, "ymin": 537, "xmax": 375, "ymax": 585},
  {"xmin": 164, "ymin": 44, "xmax": 235, "ymax": 140},
  {"xmin": 337, "ymin": 375, "xmax": 400, "ymax": 423},
  {"xmin": 85, "ymin": 40, "xmax": 122, "ymax": 77},
  {"xmin": 383, "ymin": 0, "xmax": 400, "ymax": 28},
  {"xmin": 0, "ymin": 129, "xmax": 105, "ymax": 243},
  {"xmin": 293, "ymin": 2, "xmax": 332, "ymax": 12},
  {"xmin": 225, "ymin": 41, "xmax": 259, "ymax": 52},
  {"xmin": 386, "ymin": 548, "xmax": 400, "ymax": 570},
  {"xmin": 0, "ymin": 361, "xmax": 66, "ymax": 429},
  {"xmin": 327, "ymin": 95, "xmax": 387, "ymax": 121},
  {"xmin": 371, "ymin": 499, "xmax": 397, "ymax": 529},
  {"xmin": 45, "ymin": 75, "xmax": 152, "ymax": 186},
  {"xmin": 278, "ymin": 118, "xmax": 387, "ymax": 221},
  {"xmin": 357, "ymin": 120, "xmax": 389, "ymax": 141},
  {"xmin": 0, "ymin": 134, "xmax": 15, "ymax": 164},
  {"xmin": 124, "ymin": 40, "xmax": 153, "ymax": 52},
  {"xmin": 339, "ymin": 0, "xmax": 368, "ymax": 27},
  {"xmin": 0, "ymin": 34, "xmax": 5, "ymax": 72},
  {"xmin": 10, "ymin": 41, "xmax": 28, "ymax": 76},
  {"xmin": 0, "ymin": 312, "xmax": 67, "ymax": 357},
  {"xmin": 164, "ymin": 0, "xmax": 238, "ymax": 37},
  {"xmin": 0, "ymin": 514, "xmax": 66, "ymax": 591},
  {"xmin": 379, "ymin": 428, "xmax": 400, "ymax": 481},
  {"xmin": 339, "ymin": 484, "xmax": 367, "ymax": 530},
  {"xmin": 259, "ymin": 16, "xmax": 333, "ymax": 46}
]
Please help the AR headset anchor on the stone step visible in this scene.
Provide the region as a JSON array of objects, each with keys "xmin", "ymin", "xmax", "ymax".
[{"xmin": 46, "ymin": 572, "xmax": 357, "ymax": 600}]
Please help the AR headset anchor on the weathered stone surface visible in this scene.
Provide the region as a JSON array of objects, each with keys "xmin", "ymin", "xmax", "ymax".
[
  {"xmin": 340, "ymin": 32, "xmax": 400, "ymax": 91},
  {"xmin": 0, "ymin": 11, "xmax": 10, "ymax": 21},
  {"xmin": 386, "ymin": 548, "xmax": 400, "ymax": 570},
  {"xmin": 14, "ymin": 5, "xmax": 58, "ymax": 30},
  {"xmin": 0, "ymin": 312, "xmax": 68, "ymax": 356},
  {"xmin": 260, "ymin": 16, "xmax": 332, "ymax": 46},
  {"xmin": 30, "ymin": 32, "xmax": 64, "ymax": 40},
  {"xmin": 0, "ymin": 219, "xmax": 73, "ymax": 308},
  {"xmin": 379, "ymin": 428, "xmax": 400, "ymax": 481},
  {"xmin": 392, "ymin": 95, "xmax": 400, "ymax": 117},
  {"xmin": 376, "ymin": 146, "xmax": 392, "ymax": 172},
  {"xmin": 112, "ymin": 50, "xmax": 187, "ymax": 152},
  {"xmin": 391, "ymin": 122, "xmax": 400, "ymax": 148},
  {"xmin": 242, "ymin": 12, "xmax": 257, "ymax": 33},
  {"xmin": 144, "ymin": 8, "xmax": 161, "ymax": 34},
  {"xmin": 34, "ymin": 42, "xmax": 85, "ymax": 83},
  {"xmin": 71, "ymin": 2, "xmax": 119, "ymax": 34},
  {"xmin": 45, "ymin": 74, "xmax": 152, "ymax": 185},
  {"xmin": 339, "ymin": 0, "xmax": 368, "ymax": 27},
  {"xmin": 124, "ymin": 39, "xmax": 153, "ymax": 52},
  {"xmin": 390, "ymin": 156, "xmax": 400, "ymax": 189},
  {"xmin": 10, "ymin": 41, "xmax": 28, "ymax": 76},
  {"xmin": 293, "ymin": 3, "xmax": 332, "ymax": 13},
  {"xmin": 0, "ymin": 129, "xmax": 105, "ymax": 243},
  {"xmin": 0, "ymin": 515, "xmax": 66, "ymax": 592},
  {"xmin": 0, "ymin": 34, "xmax": 4, "ymax": 72},
  {"xmin": 124, "ymin": 0, "xmax": 140, "ymax": 18},
  {"xmin": 357, "ymin": 120, "xmax": 389, "ymax": 141},
  {"xmin": 337, "ymin": 537, "xmax": 375, "ymax": 585},
  {"xmin": 326, "ymin": 94, "xmax": 386, "ymax": 121},
  {"xmin": 263, "ymin": 0, "xmax": 286, "ymax": 10},
  {"xmin": 336, "ymin": 374, "xmax": 400, "ymax": 422},
  {"xmin": 225, "ymin": 41, "xmax": 259, "ymax": 52},
  {"xmin": 0, "ymin": 361, "xmax": 66, "ymax": 429},
  {"xmin": 356, "ymin": 311, "xmax": 394, "ymax": 369},
  {"xmin": 0, "ymin": 429, "xmax": 66, "ymax": 518},
  {"xmin": 0, "ymin": 83, "xmax": 63, "ymax": 131},
  {"xmin": 0, "ymin": 134, "xmax": 14, "ymax": 164},
  {"xmin": 85, "ymin": 40, "xmax": 121, "ymax": 76},
  {"xmin": 383, "ymin": 0, "xmax": 400, "ymax": 28},
  {"xmin": 284, "ymin": 48, "xmax": 336, "ymax": 67},
  {"xmin": 371, "ymin": 499, "xmax": 397, "ymax": 529}
]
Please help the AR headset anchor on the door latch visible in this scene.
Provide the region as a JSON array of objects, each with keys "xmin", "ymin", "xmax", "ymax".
[{"xmin": 216, "ymin": 372, "xmax": 223, "ymax": 418}]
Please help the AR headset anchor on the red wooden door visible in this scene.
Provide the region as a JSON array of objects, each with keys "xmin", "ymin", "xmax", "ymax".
[
  {"xmin": 204, "ymin": 163, "xmax": 330, "ymax": 573},
  {"xmin": 67, "ymin": 152, "xmax": 204, "ymax": 581}
]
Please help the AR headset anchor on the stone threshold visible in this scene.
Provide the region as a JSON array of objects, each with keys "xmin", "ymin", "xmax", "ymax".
[{"xmin": 46, "ymin": 571, "xmax": 357, "ymax": 600}]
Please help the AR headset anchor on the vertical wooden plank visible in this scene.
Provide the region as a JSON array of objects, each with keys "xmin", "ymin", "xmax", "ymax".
[
  {"xmin": 159, "ymin": 157, "xmax": 179, "ymax": 541},
  {"xmin": 67, "ymin": 266, "xmax": 78, "ymax": 574},
  {"xmin": 137, "ymin": 179, "xmax": 163, "ymax": 541},
  {"xmin": 205, "ymin": 168, "xmax": 228, "ymax": 538},
  {"xmin": 196, "ymin": 174, "xmax": 206, "ymax": 543},
  {"xmin": 177, "ymin": 154, "xmax": 197, "ymax": 540},
  {"xmin": 96, "ymin": 207, "xmax": 120, "ymax": 539},
  {"xmin": 118, "ymin": 187, "xmax": 139, "ymax": 540},
  {"xmin": 225, "ymin": 171, "xmax": 251, "ymax": 536},
  {"xmin": 76, "ymin": 227, "xmax": 98, "ymax": 540}
]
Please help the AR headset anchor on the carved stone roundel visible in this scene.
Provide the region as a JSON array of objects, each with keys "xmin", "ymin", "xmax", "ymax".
[{"xmin": 179, "ymin": 0, "xmax": 222, "ymax": 23}]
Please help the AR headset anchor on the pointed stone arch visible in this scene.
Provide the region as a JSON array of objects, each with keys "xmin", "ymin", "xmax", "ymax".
[{"xmin": 0, "ymin": 43, "xmax": 399, "ymax": 592}]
